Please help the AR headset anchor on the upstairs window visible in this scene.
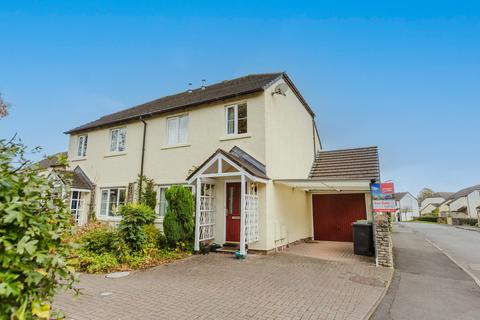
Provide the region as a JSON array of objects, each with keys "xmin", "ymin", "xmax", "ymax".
[
  {"xmin": 167, "ymin": 114, "xmax": 188, "ymax": 145},
  {"xmin": 226, "ymin": 103, "xmax": 247, "ymax": 135},
  {"xmin": 77, "ymin": 135, "xmax": 88, "ymax": 157},
  {"xmin": 110, "ymin": 127, "xmax": 126, "ymax": 152},
  {"xmin": 100, "ymin": 187, "xmax": 126, "ymax": 216}
]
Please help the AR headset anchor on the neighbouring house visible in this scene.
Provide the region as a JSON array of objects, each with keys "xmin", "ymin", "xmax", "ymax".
[
  {"xmin": 62, "ymin": 72, "xmax": 381, "ymax": 254},
  {"xmin": 393, "ymin": 192, "xmax": 419, "ymax": 221},
  {"xmin": 439, "ymin": 185, "xmax": 480, "ymax": 219},
  {"xmin": 420, "ymin": 192, "xmax": 453, "ymax": 215},
  {"xmin": 37, "ymin": 152, "xmax": 95, "ymax": 225}
]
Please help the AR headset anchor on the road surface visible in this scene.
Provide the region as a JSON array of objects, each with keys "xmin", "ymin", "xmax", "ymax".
[{"xmin": 372, "ymin": 222, "xmax": 480, "ymax": 320}]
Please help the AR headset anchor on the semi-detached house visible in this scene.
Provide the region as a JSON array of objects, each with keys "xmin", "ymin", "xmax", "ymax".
[{"xmin": 63, "ymin": 72, "xmax": 381, "ymax": 254}]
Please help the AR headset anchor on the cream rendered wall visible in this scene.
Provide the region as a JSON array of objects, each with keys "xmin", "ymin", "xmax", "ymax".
[
  {"xmin": 67, "ymin": 93, "xmax": 267, "ymax": 221},
  {"xmin": 265, "ymin": 182, "xmax": 311, "ymax": 250},
  {"xmin": 264, "ymin": 78, "xmax": 319, "ymax": 179},
  {"xmin": 398, "ymin": 193, "xmax": 420, "ymax": 221},
  {"xmin": 467, "ymin": 191, "xmax": 480, "ymax": 219},
  {"xmin": 420, "ymin": 197, "xmax": 445, "ymax": 209},
  {"xmin": 262, "ymin": 78, "xmax": 320, "ymax": 250},
  {"xmin": 449, "ymin": 197, "xmax": 468, "ymax": 213}
]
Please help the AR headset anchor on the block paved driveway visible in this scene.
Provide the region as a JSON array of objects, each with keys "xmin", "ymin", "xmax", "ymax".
[{"xmin": 56, "ymin": 247, "xmax": 392, "ymax": 320}]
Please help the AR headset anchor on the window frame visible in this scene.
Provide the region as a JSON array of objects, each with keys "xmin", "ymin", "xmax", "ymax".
[
  {"xmin": 166, "ymin": 114, "xmax": 189, "ymax": 145},
  {"xmin": 109, "ymin": 127, "xmax": 127, "ymax": 153},
  {"xmin": 77, "ymin": 135, "xmax": 88, "ymax": 158},
  {"xmin": 225, "ymin": 103, "xmax": 247, "ymax": 135},
  {"xmin": 99, "ymin": 187, "xmax": 127, "ymax": 217}
]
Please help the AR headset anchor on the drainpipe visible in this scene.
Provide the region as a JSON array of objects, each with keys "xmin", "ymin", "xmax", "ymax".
[{"xmin": 138, "ymin": 117, "xmax": 147, "ymax": 203}]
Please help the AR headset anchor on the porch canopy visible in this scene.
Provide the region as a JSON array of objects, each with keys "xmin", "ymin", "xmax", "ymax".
[{"xmin": 187, "ymin": 147, "xmax": 268, "ymax": 255}]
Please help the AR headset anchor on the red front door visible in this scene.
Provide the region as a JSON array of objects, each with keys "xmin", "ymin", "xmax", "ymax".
[{"xmin": 226, "ymin": 182, "xmax": 241, "ymax": 242}]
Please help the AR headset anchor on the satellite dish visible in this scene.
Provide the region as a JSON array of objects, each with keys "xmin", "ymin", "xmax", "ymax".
[{"xmin": 271, "ymin": 83, "xmax": 289, "ymax": 96}]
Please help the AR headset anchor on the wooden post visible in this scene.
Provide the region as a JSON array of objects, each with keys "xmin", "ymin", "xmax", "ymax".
[
  {"xmin": 194, "ymin": 177, "xmax": 202, "ymax": 252},
  {"xmin": 240, "ymin": 174, "xmax": 246, "ymax": 256}
]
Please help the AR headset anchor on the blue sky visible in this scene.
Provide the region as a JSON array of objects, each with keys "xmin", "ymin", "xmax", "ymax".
[{"xmin": 1, "ymin": 1, "xmax": 479, "ymax": 196}]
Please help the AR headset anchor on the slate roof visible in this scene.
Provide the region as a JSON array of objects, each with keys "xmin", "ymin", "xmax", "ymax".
[
  {"xmin": 426, "ymin": 192, "xmax": 454, "ymax": 200},
  {"xmin": 37, "ymin": 152, "xmax": 67, "ymax": 169},
  {"xmin": 309, "ymin": 146, "xmax": 380, "ymax": 180},
  {"xmin": 187, "ymin": 147, "xmax": 267, "ymax": 181},
  {"xmin": 393, "ymin": 192, "xmax": 408, "ymax": 201},
  {"xmin": 448, "ymin": 185, "xmax": 480, "ymax": 202},
  {"xmin": 55, "ymin": 166, "xmax": 94, "ymax": 190},
  {"xmin": 65, "ymin": 72, "xmax": 314, "ymax": 134}
]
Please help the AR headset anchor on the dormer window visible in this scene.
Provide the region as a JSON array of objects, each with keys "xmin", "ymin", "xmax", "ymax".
[
  {"xmin": 110, "ymin": 127, "xmax": 126, "ymax": 152},
  {"xmin": 226, "ymin": 103, "xmax": 247, "ymax": 135},
  {"xmin": 77, "ymin": 135, "xmax": 88, "ymax": 157}
]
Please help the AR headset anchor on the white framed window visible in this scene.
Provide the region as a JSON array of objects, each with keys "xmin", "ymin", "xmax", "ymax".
[
  {"xmin": 156, "ymin": 185, "xmax": 193, "ymax": 217},
  {"xmin": 225, "ymin": 103, "xmax": 247, "ymax": 135},
  {"xmin": 77, "ymin": 135, "xmax": 88, "ymax": 157},
  {"xmin": 166, "ymin": 114, "xmax": 188, "ymax": 145},
  {"xmin": 110, "ymin": 127, "xmax": 126, "ymax": 152},
  {"xmin": 99, "ymin": 187, "xmax": 126, "ymax": 217},
  {"xmin": 70, "ymin": 191, "xmax": 83, "ymax": 224}
]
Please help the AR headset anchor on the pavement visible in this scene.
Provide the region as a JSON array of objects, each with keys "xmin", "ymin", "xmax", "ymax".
[
  {"xmin": 55, "ymin": 243, "xmax": 392, "ymax": 320},
  {"xmin": 371, "ymin": 222, "xmax": 480, "ymax": 320}
]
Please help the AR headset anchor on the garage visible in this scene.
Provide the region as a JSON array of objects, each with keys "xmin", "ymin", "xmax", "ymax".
[{"xmin": 312, "ymin": 193, "xmax": 367, "ymax": 242}]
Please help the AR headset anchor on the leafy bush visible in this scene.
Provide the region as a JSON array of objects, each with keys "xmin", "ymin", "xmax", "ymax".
[
  {"xmin": 136, "ymin": 175, "xmax": 157, "ymax": 210},
  {"xmin": 79, "ymin": 252, "xmax": 119, "ymax": 274},
  {"xmin": 452, "ymin": 218, "xmax": 478, "ymax": 226},
  {"xmin": 144, "ymin": 224, "xmax": 162, "ymax": 249},
  {"xmin": 414, "ymin": 216, "xmax": 438, "ymax": 223},
  {"xmin": 117, "ymin": 204, "xmax": 156, "ymax": 251},
  {"xmin": 78, "ymin": 223, "xmax": 115, "ymax": 253},
  {"xmin": 0, "ymin": 139, "xmax": 76, "ymax": 319},
  {"xmin": 163, "ymin": 186, "xmax": 194, "ymax": 247}
]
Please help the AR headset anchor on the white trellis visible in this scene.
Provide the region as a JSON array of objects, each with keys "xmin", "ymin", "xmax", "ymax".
[
  {"xmin": 199, "ymin": 183, "xmax": 216, "ymax": 241},
  {"xmin": 244, "ymin": 182, "xmax": 259, "ymax": 244}
]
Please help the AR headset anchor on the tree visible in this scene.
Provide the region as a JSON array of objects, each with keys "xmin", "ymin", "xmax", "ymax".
[
  {"xmin": 417, "ymin": 188, "xmax": 435, "ymax": 204},
  {"xmin": 136, "ymin": 175, "xmax": 157, "ymax": 210},
  {"xmin": 0, "ymin": 92, "xmax": 8, "ymax": 118},
  {"xmin": 163, "ymin": 186, "xmax": 194, "ymax": 247},
  {"xmin": 0, "ymin": 138, "xmax": 77, "ymax": 319}
]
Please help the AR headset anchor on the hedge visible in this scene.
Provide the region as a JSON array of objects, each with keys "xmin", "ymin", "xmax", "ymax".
[{"xmin": 414, "ymin": 216, "xmax": 438, "ymax": 223}]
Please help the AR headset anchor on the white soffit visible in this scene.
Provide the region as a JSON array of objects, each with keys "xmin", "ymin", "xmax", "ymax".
[{"xmin": 273, "ymin": 179, "xmax": 371, "ymax": 192}]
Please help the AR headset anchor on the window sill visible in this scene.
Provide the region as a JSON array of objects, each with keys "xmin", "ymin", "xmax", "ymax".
[
  {"xmin": 160, "ymin": 143, "xmax": 191, "ymax": 150},
  {"xmin": 104, "ymin": 151, "xmax": 127, "ymax": 158},
  {"xmin": 71, "ymin": 157, "xmax": 87, "ymax": 162},
  {"xmin": 97, "ymin": 215, "xmax": 122, "ymax": 221},
  {"xmin": 219, "ymin": 133, "xmax": 251, "ymax": 141}
]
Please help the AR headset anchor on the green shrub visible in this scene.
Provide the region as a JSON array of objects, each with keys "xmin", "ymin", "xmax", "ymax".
[
  {"xmin": 136, "ymin": 175, "xmax": 157, "ymax": 210},
  {"xmin": 0, "ymin": 139, "xmax": 76, "ymax": 319},
  {"xmin": 144, "ymin": 224, "xmax": 161, "ymax": 248},
  {"xmin": 79, "ymin": 252, "xmax": 119, "ymax": 274},
  {"xmin": 453, "ymin": 218, "xmax": 478, "ymax": 226},
  {"xmin": 117, "ymin": 204, "xmax": 156, "ymax": 251},
  {"xmin": 414, "ymin": 216, "xmax": 438, "ymax": 223},
  {"xmin": 163, "ymin": 186, "xmax": 194, "ymax": 247},
  {"xmin": 79, "ymin": 223, "xmax": 115, "ymax": 253}
]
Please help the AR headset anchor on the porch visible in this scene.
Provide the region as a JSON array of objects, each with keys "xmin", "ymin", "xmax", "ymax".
[{"xmin": 187, "ymin": 148, "xmax": 268, "ymax": 255}]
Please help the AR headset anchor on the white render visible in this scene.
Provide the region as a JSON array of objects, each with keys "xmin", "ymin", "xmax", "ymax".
[{"xmin": 395, "ymin": 193, "xmax": 420, "ymax": 221}]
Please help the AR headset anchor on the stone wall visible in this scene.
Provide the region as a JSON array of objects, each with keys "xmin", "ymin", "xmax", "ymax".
[{"xmin": 374, "ymin": 212, "xmax": 393, "ymax": 267}]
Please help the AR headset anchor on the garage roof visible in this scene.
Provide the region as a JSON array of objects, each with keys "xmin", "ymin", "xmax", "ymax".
[{"xmin": 309, "ymin": 146, "xmax": 380, "ymax": 181}]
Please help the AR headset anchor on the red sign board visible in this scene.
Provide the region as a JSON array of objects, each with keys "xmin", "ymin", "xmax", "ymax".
[{"xmin": 380, "ymin": 182, "xmax": 394, "ymax": 195}]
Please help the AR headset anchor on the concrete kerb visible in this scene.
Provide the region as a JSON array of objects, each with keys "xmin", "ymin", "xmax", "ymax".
[{"xmin": 365, "ymin": 265, "xmax": 394, "ymax": 320}]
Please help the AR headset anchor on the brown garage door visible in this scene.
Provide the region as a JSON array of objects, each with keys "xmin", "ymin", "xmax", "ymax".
[{"xmin": 312, "ymin": 194, "xmax": 367, "ymax": 242}]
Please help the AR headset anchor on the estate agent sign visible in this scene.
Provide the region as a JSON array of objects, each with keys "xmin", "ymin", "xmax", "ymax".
[{"xmin": 372, "ymin": 182, "xmax": 396, "ymax": 212}]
